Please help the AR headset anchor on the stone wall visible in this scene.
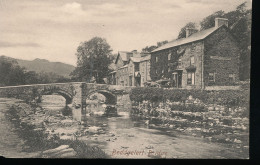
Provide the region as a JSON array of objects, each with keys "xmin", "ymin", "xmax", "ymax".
[
  {"xmin": 150, "ymin": 41, "xmax": 204, "ymax": 89},
  {"xmin": 177, "ymin": 41, "xmax": 204, "ymax": 89},
  {"xmin": 150, "ymin": 49, "xmax": 169, "ymax": 81},
  {"xmin": 140, "ymin": 60, "xmax": 151, "ymax": 86},
  {"xmin": 204, "ymin": 27, "xmax": 240, "ymax": 86}
]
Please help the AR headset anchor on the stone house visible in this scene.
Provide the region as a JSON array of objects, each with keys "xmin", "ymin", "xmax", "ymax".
[
  {"xmin": 128, "ymin": 54, "xmax": 151, "ymax": 86},
  {"xmin": 108, "ymin": 50, "xmax": 151, "ymax": 87},
  {"xmin": 150, "ymin": 18, "xmax": 240, "ymax": 89}
]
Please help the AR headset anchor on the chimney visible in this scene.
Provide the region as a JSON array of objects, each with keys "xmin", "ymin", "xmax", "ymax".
[
  {"xmin": 132, "ymin": 50, "xmax": 137, "ymax": 54},
  {"xmin": 186, "ymin": 28, "xmax": 198, "ymax": 38},
  {"xmin": 132, "ymin": 50, "xmax": 140, "ymax": 57},
  {"xmin": 215, "ymin": 18, "xmax": 228, "ymax": 28}
]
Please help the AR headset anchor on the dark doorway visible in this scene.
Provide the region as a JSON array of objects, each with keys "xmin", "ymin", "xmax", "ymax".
[
  {"xmin": 177, "ymin": 71, "xmax": 182, "ymax": 88},
  {"xmin": 135, "ymin": 77, "xmax": 141, "ymax": 87},
  {"xmin": 172, "ymin": 71, "xmax": 182, "ymax": 88}
]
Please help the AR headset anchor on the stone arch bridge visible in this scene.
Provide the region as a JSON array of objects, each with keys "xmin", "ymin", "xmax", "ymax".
[{"xmin": 0, "ymin": 82, "xmax": 134, "ymax": 110}]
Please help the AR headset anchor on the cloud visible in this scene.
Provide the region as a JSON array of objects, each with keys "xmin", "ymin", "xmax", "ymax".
[
  {"xmin": 0, "ymin": 0, "xmax": 251, "ymax": 66},
  {"xmin": 0, "ymin": 41, "xmax": 40, "ymax": 48},
  {"xmin": 185, "ymin": 0, "xmax": 213, "ymax": 4},
  {"xmin": 60, "ymin": 2, "xmax": 85, "ymax": 15}
]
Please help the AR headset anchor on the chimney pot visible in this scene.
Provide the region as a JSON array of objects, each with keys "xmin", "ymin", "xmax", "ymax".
[
  {"xmin": 186, "ymin": 28, "xmax": 198, "ymax": 38},
  {"xmin": 215, "ymin": 18, "xmax": 228, "ymax": 28}
]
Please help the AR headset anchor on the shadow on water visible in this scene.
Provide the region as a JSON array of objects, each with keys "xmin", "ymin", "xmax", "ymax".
[
  {"xmin": 5, "ymin": 105, "xmax": 60, "ymax": 152},
  {"xmin": 61, "ymin": 106, "xmax": 72, "ymax": 116}
]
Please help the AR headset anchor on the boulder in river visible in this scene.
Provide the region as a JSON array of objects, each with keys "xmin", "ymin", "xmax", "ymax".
[
  {"xmin": 42, "ymin": 145, "xmax": 70, "ymax": 154},
  {"xmin": 41, "ymin": 145, "xmax": 77, "ymax": 158},
  {"xmin": 86, "ymin": 126, "xmax": 102, "ymax": 134}
]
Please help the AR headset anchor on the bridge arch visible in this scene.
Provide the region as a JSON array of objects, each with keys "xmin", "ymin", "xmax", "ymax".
[
  {"xmin": 41, "ymin": 90, "xmax": 73, "ymax": 104},
  {"xmin": 85, "ymin": 90, "xmax": 117, "ymax": 105}
]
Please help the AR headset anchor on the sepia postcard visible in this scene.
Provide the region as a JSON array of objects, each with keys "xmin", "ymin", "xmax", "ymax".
[{"xmin": 0, "ymin": 0, "xmax": 251, "ymax": 159}]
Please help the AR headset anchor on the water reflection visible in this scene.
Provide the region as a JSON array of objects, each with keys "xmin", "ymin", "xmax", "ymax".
[{"xmin": 61, "ymin": 106, "xmax": 72, "ymax": 116}]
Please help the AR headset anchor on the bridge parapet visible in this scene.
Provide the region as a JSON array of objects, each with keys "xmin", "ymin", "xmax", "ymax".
[{"xmin": 0, "ymin": 82, "xmax": 83, "ymax": 104}]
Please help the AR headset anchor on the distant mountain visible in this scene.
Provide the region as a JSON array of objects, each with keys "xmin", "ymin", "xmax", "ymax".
[{"xmin": 0, "ymin": 56, "xmax": 75, "ymax": 78}]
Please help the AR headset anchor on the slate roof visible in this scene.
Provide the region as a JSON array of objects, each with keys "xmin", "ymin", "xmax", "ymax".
[
  {"xmin": 118, "ymin": 65, "xmax": 128, "ymax": 70},
  {"xmin": 130, "ymin": 57, "xmax": 141, "ymax": 63},
  {"xmin": 108, "ymin": 62, "xmax": 117, "ymax": 70},
  {"xmin": 152, "ymin": 26, "xmax": 223, "ymax": 53},
  {"xmin": 118, "ymin": 51, "xmax": 132, "ymax": 62},
  {"xmin": 140, "ymin": 54, "xmax": 151, "ymax": 61},
  {"xmin": 130, "ymin": 54, "xmax": 151, "ymax": 63}
]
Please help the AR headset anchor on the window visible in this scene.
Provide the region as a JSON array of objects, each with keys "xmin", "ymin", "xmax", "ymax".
[
  {"xmin": 147, "ymin": 63, "xmax": 150, "ymax": 75},
  {"xmin": 168, "ymin": 53, "xmax": 171, "ymax": 60},
  {"xmin": 187, "ymin": 71, "xmax": 195, "ymax": 85},
  {"xmin": 134, "ymin": 63, "xmax": 139, "ymax": 71},
  {"xmin": 168, "ymin": 67, "xmax": 171, "ymax": 72},
  {"xmin": 229, "ymin": 74, "xmax": 235, "ymax": 82},
  {"xmin": 125, "ymin": 78, "xmax": 128, "ymax": 86},
  {"xmin": 209, "ymin": 72, "xmax": 215, "ymax": 82},
  {"xmin": 190, "ymin": 56, "xmax": 195, "ymax": 65},
  {"xmin": 178, "ymin": 58, "xmax": 182, "ymax": 67},
  {"xmin": 156, "ymin": 56, "xmax": 158, "ymax": 63},
  {"xmin": 162, "ymin": 69, "xmax": 164, "ymax": 73},
  {"xmin": 129, "ymin": 76, "xmax": 132, "ymax": 86},
  {"xmin": 191, "ymin": 44, "xmax": 196, "ymax": 52}
]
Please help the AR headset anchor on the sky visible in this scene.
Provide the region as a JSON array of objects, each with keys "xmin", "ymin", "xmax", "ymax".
[{"xmin": 0, "ymin": 0, "xmax": 251, "ymax": 66}]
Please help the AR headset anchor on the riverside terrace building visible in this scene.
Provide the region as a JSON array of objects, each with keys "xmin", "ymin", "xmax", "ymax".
[
  {"xmin": 107, "ymin": 50, "xmax": 151, "ymax": 87},
  {"xmin": 150, "ymin": 18, "xmax": 240, "ymax": 90}
]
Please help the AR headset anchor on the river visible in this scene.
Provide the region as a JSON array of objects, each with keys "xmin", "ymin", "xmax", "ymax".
[{"xmin": 0, "ymin": 95, "xmax": 246, "ymax": 158}]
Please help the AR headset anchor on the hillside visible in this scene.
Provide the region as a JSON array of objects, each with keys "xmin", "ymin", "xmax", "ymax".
[{"xmin": 0, "ymin": 56, "xmax": 75, "ymax": 78}]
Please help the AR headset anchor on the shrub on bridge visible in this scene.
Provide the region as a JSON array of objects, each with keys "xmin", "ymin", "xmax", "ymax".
[{"xmin": 129, "ymin": 87, "xmax": 164, "ymax": 103}]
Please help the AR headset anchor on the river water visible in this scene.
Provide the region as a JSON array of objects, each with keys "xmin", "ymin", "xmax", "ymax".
[{"xmin": 0, "ymin": 95, "xmax": 246, "ymax": 158}]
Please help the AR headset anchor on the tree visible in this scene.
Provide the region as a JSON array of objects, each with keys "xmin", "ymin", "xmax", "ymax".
[
  {"xmin": 198, "ymin": 2, "xmax": 251, "ymax": 80},
  {"xmin": 177, "ymin": 22, "xmax": 197, "ymax": 39},
  {"xmin": 141, "ymin": 45, "xmax": 158, "ymax": 53},
  {"xmin": 236, "ymin": 2, "xmax": 247, "ymax": 14},
  {"xmin": 0, "ymin": 56, "xmax": 26, "ymax": 86},
  {"xmin": 71, "ymin": 37, "xmax": 113, "ymax": 83},
  {"xmin": 24, "ymin": 71, "xmax": 39, "ymax": 84},
  {"xmin": 157, "ymin": 40, "xmax": 169, "ymax": 47},
  {"xmin": 141, "ymin": 40, "xmax": 168, "ymax": 53}
]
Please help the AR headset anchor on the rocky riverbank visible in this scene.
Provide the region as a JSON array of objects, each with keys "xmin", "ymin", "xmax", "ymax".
[
  {"xmin": 5, "ymin": 100, "xmax": 109, "ymax": 158},
  {"xmin": 130, "ymin": 95, "xmax": 249, "ymax": 158},
  {"xmin": 1, "ymin": 97, "xmax": 249, "ymax": 159}
]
